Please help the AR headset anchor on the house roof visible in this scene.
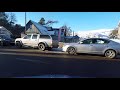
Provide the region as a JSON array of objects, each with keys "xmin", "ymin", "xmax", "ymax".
[
  {"xmin": 0, "ymin": 26, "xmax": 13, "ymax": 35},
  {"xmin": 44, "ymin": 26, "xmax": 53, "ymax": 31},
  {"xmin": 48, "ymin": 31, "xmax": 55, "ymax": 35},
  {"xmin": 28, "ymin": 20, "xmax": 50, "ymax": 35}
]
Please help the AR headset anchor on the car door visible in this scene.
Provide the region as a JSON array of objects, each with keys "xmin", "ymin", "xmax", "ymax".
[
  {"xmin": 22, "ymin": 35, "xmax": 31, "ymax": 46},
  {"xmin": 30, "ymin": 34, "xmax": 39, "ymax": 47},
  {"xmin": 77, "ymin": 39, "xmax": 93, "ymax": 53},
  {"xmin": 90, "ymin": 38, "xmax": 109, "ymax": 54}
]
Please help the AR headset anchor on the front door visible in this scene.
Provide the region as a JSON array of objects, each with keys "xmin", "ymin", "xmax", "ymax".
[
  {"xmin": 90, "ymin": 39, "xmax": 109, "ymax": 54},
  {"xmin": 77, "ymin": 39, "xmax": 93, "ymax": 53},
  {"xmin": 22, "ymin": 35, "xmax": 31, "ymax": 46},
  {"xmin": 30, "ymin": 34, "xmax": 38, "ymax": 47}
]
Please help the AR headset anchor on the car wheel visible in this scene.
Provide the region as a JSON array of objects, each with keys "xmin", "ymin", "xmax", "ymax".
[
  {"xmin": 16, "ymin": 41, "xmax": 22, "ymax": 48},
  {"xmin": 38, "ymin": 43, "xmax": 45, "ymax": 51},
  {"xmin": 104, "ymin": 50, "xmax": 116, "ymax": 59},
  {"xmin": 67, "ymin": 47, "xmax": 76, "ymax": 55}
]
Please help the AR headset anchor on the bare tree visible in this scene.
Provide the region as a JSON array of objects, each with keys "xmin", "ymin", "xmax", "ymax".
[
  {"xmin": 45, "ymin": 20, "xmax": 58, "ymax": 26},
  {"xmin": 8, "ymin": 12, "xmax": 17, "ymax": 25},
  {"xmin": 61, "ymin": 25, "xmax": 72, "ymax": 36}
]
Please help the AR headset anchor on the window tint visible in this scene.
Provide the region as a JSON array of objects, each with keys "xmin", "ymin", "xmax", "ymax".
[
  {"xmin": 32, "ymin": 35, "xmax": 37, "ymax": 39},
  {"xmin": 94, "ymin": 39, "xmax": 110, "ymax": 44},
  {"xmin": 40, "ymin": 35, "xmax": 50, "ymax": 39},
  {"xmin": 23, "ymin": 35, "xmax": 31, "ymax": 39},
  {"xmin": 82, "ymin": 39, "xmax": 92, "ymax": 44}
]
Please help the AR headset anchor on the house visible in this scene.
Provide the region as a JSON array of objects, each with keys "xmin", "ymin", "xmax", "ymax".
[
  {"xmin": 24, "ymin": 20, "xmax": 66, "ymax": 42},
  {"xmin": 65, "ymin": 35, "xmax": 80, "ymax": 43},
  {"xmin": 45, "ymin": 27, "xmax": 65, "ymax": 41},
  {"xmin": 25, "ymin": 20, "xmax": 50, "ymax": 35},
  {"xmin": 0, "ymin": 26, "xmax": 13, "ymax": 38}
]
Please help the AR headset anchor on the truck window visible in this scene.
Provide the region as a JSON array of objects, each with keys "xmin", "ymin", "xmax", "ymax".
[
  {"xmin": 23, "ymin": 35, "xmax": 31, "ymax": 39},
  {"xmin": 40, "ymin": 35, "xmax": 50, "ymax": 39},
  {"xmin": 32, "ymin": 35, "xmax": 37, "ymax": 39}
]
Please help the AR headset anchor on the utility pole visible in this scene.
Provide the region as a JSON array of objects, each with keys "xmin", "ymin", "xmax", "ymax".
[{"xmin": 25, "ymin": 12, "xmax": 26, "ymax": 34}]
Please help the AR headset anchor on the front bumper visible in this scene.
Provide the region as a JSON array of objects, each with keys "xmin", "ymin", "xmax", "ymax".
[{"xmin": 62, "ymin": 46, "xmax": 69, "ymax": 52}]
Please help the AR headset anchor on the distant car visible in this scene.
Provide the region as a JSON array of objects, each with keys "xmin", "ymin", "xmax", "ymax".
[
  {"xmin": 0, "ymin": 35, "xmax": 13, "ymax": 46},
  {"xmin": 62, "ymin": 38, "xmax": 120, "ymax": 59}
]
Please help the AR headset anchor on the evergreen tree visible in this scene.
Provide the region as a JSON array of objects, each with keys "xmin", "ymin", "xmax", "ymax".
[{"xmin": 39, "ymin": 17, "xmax": 45, "ymax": 25}]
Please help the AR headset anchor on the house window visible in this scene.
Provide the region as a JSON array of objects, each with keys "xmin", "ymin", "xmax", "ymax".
[{"xmin": 30, "ymin": 25, "xmax": 32, "ymax": 29}]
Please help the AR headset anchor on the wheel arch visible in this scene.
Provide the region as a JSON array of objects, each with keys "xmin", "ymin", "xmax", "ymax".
[
  {"xmin": 38, "ymin": 42, "xmax": 48, "ymax": 47},
  {"xmin": 104, "ymin": 49, "xmax": 118, "ymax": 55},
  {"xmin": 15, "ymin": 40, "xmax": 22, "ymax": 45}
]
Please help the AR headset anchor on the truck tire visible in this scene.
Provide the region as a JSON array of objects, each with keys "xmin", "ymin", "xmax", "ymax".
[{"xmin": 38, "ymin": 43, "xmax": 45, "ymax": 51}]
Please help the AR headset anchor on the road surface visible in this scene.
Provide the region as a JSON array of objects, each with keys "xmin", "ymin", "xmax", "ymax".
[{"xmin": 0, "ymin": 47, "xmax": 120, "ymax": 78}]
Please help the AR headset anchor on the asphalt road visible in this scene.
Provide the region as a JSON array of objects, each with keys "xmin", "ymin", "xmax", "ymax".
[{"xmin": 0, "ymin": 47, "xmax": 120, "ymax": 78}]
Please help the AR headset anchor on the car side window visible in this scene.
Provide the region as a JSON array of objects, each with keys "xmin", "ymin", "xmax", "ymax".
[
  {"xmin": 82, "ymin": 39, "xmax": 92, "ymax": 44},
  {"xmin": 23, "ymin": 35, "xmax": 31, "ymax": 39},
  {"xmin": 96, "ymin": 39, "xmax": 110, "ymax": 44},
  {"xmin": 40, "ymin": 35, "xmax": 50, "ymax": 39},
  {"xmin": 32, "ymin": 35, "xmax": 37, "ymax": 39}
]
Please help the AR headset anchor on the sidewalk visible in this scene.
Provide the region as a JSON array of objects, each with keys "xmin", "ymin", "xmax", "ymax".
[
  {"xmin": 0, "ymin": 46, "xmax": 67, "ymax": 55},
  {"xmin": 51, "ymin": 48, "xmax": 63, "ymax": 52}
]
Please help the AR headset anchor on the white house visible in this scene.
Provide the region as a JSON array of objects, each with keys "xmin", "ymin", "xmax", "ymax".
[{"xmin": 0, "ymin": 26, "xmax": 12, "ymax": 38}]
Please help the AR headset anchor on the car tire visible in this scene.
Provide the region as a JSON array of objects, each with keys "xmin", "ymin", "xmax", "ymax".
[
  {"xmin": 67, "ymin": 47, "xmax": 76, "ymax": 55},
  {"xmin": 16, "ymin": 41, "xmax": 22, "ymax": 48},
  {"xmin": 104, "ymin": 49, "xmax": 116, "ymax": 59},
  {"xmin": 38, "ymin": 43, "xmax": 46, "ymax": 51}
]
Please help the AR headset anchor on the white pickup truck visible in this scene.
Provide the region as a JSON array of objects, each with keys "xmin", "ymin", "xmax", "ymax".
[{"xmin": 15, "ymin": 34, "xmax": 59, "ymax": 51}]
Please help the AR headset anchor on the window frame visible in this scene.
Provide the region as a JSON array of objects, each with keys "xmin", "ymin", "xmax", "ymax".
[
  {"xmin": 23, "ymin": 35, "xmax": 31, "ymax": 39},
  {"xmin": 81, "ymin": 39, "xmax": 93, "ymax": 44},
  {"xmin": 40, "ymin": 35, "xmax": 51, "ymax": 39},
  {"xmin": 32, "ymin": 35, "xmax": 38, "ymax": 39}
]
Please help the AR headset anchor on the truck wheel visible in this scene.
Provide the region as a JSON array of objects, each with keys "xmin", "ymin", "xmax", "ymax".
[
  {"xmin": 38, "ymin": 43, "xmax": 45, "ymax": 51},
  {"xmin": 16, "ymin": 41, "xmax": 22, "ymax": 48}
]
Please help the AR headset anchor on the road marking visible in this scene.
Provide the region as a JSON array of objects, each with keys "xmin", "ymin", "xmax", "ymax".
[{"xmin": 16, "ymin": 58, "xmax": 51, "ymax": 64}]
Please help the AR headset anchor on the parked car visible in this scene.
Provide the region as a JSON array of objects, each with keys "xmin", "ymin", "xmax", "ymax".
[
  {"xmin": 62, "ymin": 38, "xmax": 120, "ymax": 59},
  {"xmin": 15, "ymin": 34, "xmax": 59, "ymax": 51},
  {"xmin": 0, "ymin": 35, "xmax": 14, "ymax": 46}
]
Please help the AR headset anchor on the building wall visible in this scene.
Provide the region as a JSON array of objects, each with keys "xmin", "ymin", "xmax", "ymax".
[{"xmin": 26, "ymin": 24, "xmax": 40, "ymax": 34}]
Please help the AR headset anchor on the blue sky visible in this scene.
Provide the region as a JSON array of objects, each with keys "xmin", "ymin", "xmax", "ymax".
[{"xmin": 7, "ymin": 12, "xmax": 120, "ymax": 32}]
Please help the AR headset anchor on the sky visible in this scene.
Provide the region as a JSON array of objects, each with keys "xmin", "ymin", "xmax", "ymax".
[{"xmin": 6, "ymin": 12, "xmax": 120, "ymax": 32}]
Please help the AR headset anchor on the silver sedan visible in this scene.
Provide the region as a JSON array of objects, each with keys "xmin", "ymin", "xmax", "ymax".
[{"xmin": 62, "ymin": 38, "xmax": 120, "ymax": 59}]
